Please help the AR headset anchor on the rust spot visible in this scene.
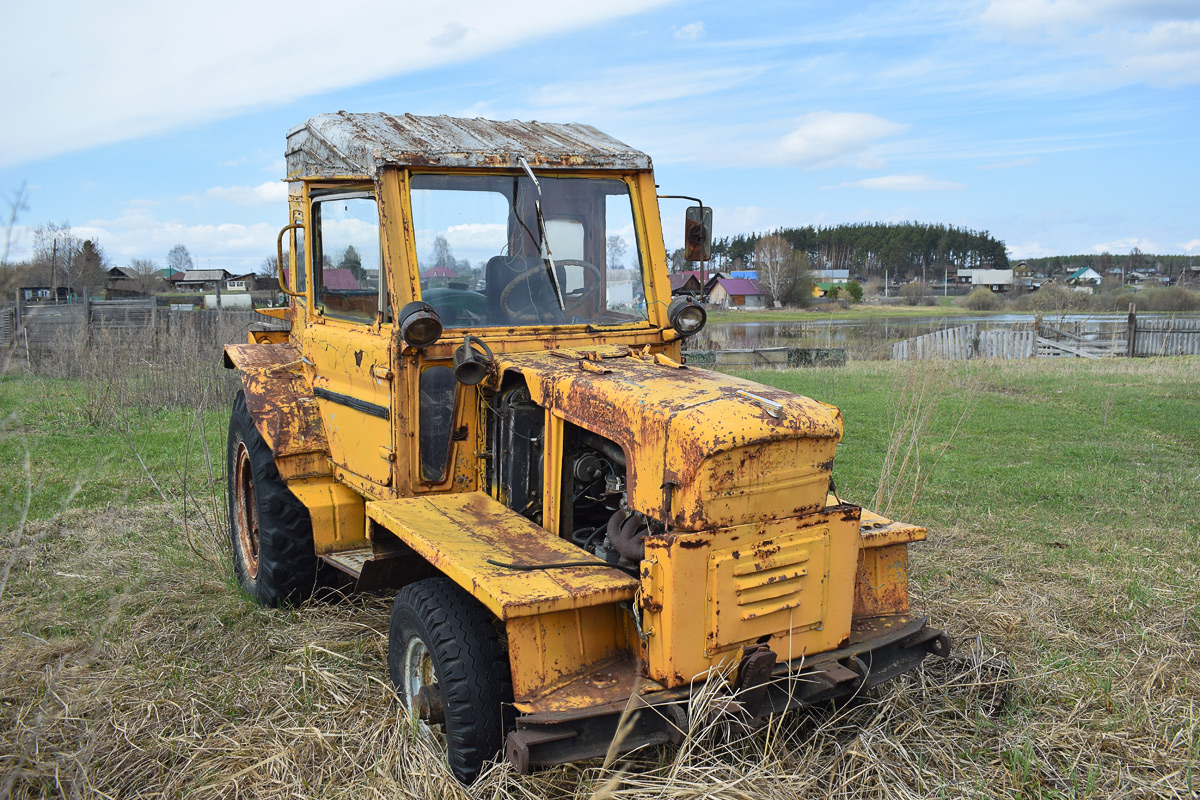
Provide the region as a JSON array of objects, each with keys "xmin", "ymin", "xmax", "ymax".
[
  {"xmin": 354, "ymin": 350, "xmax": 364, "ymax": 367},
  {"xmin": 677, "ymin": 539, "xmax": 708, "ymax": 550}
]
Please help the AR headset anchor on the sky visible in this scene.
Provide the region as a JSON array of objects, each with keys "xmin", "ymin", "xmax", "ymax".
[{"xmin": 2, "ymin": 0, "xmax": 1198, "ymax": 274}]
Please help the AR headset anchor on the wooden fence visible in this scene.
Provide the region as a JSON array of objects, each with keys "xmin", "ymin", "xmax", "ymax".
[
  {"xmin": 893, "ymin": 313, "xmax": 1200, "ymax": 361},
  {"xmin": 3, "ymin": 298, "xmax": 283, "ymax": 353},
  {"xmin": 1131, "ymin": 317, "xmax": 1200, "ymax": 356}
]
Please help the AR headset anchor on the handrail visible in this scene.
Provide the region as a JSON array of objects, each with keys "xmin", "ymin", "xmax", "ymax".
[{"xmin": 277, "ymin": 222, "xmax": 305, "ymax": 298}]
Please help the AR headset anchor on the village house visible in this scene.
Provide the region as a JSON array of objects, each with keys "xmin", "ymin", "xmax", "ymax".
[
  {"xmin": 669, "ymin": 270, "xmax": 706, "ymax": 298},
  {"xmin": 1066, "ymin": 266, "xmax": 1102, "ymax": 288},
  {"xmin": 170, "ymin": 269, "xmax": 233, "ymax": 292},
  {"xmin": 707, "ymin": 276, "xmax": 772, "ymax": 309},
  {"xmin": 956, "ymin": 268, "xmax": 1015, "ymax": 291}
]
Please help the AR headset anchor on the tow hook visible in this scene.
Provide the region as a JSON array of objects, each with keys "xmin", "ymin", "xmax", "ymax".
[{"xmin": 731, "ymin": 644, "xmax": 778, "ymax": 725}]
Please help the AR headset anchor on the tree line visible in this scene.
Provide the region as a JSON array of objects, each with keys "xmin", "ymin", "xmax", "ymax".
[{"xmin": 707, "ymin": 222, "xmax": 1010, "ymax": 282}]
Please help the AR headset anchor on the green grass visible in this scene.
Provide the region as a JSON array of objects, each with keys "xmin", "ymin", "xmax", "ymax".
[{"xmin": 0, "ymin": 374, "xmax": 227, "ymax": 535}]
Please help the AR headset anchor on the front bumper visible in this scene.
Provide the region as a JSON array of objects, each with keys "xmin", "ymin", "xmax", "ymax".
[{"xmin": 505, "ymin": 614, "xmax": 949, "ymax": 773}]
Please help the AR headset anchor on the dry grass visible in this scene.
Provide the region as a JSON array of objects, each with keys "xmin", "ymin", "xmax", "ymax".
[{"xmin": 3, "ymin": 502, "xmax": 1195, "ymax": 798}]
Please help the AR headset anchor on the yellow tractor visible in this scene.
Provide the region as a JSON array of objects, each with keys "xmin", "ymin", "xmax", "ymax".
[{"xmin": 224, "ymin": 113, "xmax": 949, "ymax": 783}]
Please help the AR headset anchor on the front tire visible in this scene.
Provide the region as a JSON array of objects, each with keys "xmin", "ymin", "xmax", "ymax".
[
  {"xmin": 388, "ymin": 577, "xmax": 512, "ymax": 783},
  {"xmin": 226, "ymin": 389, "xmax": 318, "ymax": 606}
]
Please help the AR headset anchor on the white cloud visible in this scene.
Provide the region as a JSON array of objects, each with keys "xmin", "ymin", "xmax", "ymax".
[
  {"xmin": 1181, "ymin": 239, "xmax": 1200, "ymax": 252},
  {"xmin": 529, "ymin": 65, "xmax": 759, "ymax": 117},
  {"xmin": 981, "ymin": 0, "xmax": 1199, "ymax": 30},
  {"xmin": 197, "ymin": 182, "xmax": 288, "ymax": 207},
  {"xmin": 1008, "ymin": 240, "xmax": 1055, "ymax": 258},
  {"xmin": 1090, "ymin": 237, "xmax": 1160, "ymax": 253},
  {"xmin": 428, "ymin": 22, "xmax": 472, "ymax": 47},
  {"xmin": 980, "ymin": 1, "xmax": 1200, "ymax": 86},
  {"xmin": 3, "ymin": 207, "xmax": 281, "ymax": 272},
  {"xmin": 674, "ymin": 22, "xmax": 705, "ymax": 41},
  {"xmin": 0, "ymin": 0, "xmax": 673, "ymax": 168},
  {"xmin": 823, "ymin": 175, "xmax": 967, "ymax": 191},
  {"xmin": 774, "ymin": 112, "xmax": 908, "ymax": 169}
]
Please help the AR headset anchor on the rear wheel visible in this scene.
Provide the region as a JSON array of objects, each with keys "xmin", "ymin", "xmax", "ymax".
[
  {"xmin": 227, "ymin": 389, "xmax": 318, "ymax": 606},
  {"xmin": 388, "ymin": 577, "xmax": 512, "ymax": 784}
]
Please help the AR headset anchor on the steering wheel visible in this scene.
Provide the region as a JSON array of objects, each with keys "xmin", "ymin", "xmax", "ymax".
[{"xmin": 499, "ymin": 259, "xmax": 603, "ymax": 323}]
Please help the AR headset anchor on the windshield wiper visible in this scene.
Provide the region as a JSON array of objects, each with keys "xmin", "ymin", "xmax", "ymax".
[{"xmin": 518, "ymin": 156, "xmax": 566, "ymax": 312}]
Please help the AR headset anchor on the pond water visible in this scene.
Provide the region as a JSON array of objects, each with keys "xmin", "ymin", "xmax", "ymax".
[{"xmin": 694, "ymin": 312, "xmax": 1190, "ymax": 359}]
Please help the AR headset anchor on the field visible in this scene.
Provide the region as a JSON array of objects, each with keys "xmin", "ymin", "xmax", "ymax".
[{"xmin": 1, "ymin": 355, "xmax": 1198, "ymax": 798}]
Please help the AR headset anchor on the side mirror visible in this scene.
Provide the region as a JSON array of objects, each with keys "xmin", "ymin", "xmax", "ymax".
[{"xmin": 684, "ymin": 206, "xmax": 712, "ymax": 263}]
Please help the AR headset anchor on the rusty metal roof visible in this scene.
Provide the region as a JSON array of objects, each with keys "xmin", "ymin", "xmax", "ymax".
[{"xmin": 285, "ymin": 112, "xmax": 652, "ymax": 178}]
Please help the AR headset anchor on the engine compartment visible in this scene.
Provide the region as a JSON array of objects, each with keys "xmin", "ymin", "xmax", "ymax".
[{"xmin": 489, "ymin": 381, "xmax": 660, "ymax": 570}]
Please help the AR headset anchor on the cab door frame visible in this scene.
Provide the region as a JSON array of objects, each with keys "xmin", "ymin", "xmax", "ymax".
[{"xmin": 296, "ymin": 180, "xmax": 397, "ymax": 497}]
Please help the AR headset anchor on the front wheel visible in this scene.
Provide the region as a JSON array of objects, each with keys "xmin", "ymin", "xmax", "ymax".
[
  {"xmin": 226, "ymin": 389, "xmax": 318, "ymax": 606},
  {"xmin": 388, "ymin": 577, "xmax": 512, "ymax": 783}
]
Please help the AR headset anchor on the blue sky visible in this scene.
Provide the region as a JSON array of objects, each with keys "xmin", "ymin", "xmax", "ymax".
[{"xmin": 2, "ymin": 0, "xmax": 1198, "ymax": 273}]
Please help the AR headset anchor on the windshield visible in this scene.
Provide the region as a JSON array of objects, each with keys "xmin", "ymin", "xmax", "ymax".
[{"xmin": 411, "ymin": 173, "xmax": 647, "ymax": 329}]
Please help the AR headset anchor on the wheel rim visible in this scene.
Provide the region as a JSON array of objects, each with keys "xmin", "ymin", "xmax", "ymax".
[
  {"xmin": 402, "ymin": 635, "xmax": 438, "ymax": 722},
  {"xmin": 233, "ymin": 441, "xmax": 260, "ymax": 579}
]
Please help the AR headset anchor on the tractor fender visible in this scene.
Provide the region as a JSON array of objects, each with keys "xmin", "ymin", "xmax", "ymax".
[{"xmin": 223, "ymin": 343, "xmax": 329, "ymax": 460}]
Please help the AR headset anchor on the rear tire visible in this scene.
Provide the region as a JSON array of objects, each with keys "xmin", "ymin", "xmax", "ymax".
[
  {"xmin": 388, "ymin": 577, "xmax": 512, "ymax": 784},
  {"xmin": 227, "ymin": 389, "xmax": 318, "ymax": 606}
]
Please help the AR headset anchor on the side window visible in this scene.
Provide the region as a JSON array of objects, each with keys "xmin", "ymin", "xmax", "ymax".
[
  {"xmin": 604, "ymin": 193, "xmax": 642, "ymax": 314},
  {"xmin": 312, "ymin": 192, "xmax": 381, "ymax": 323},
  {"xmin": 418, "ymin": 366, "xmax": 457, "ymax": 482}
]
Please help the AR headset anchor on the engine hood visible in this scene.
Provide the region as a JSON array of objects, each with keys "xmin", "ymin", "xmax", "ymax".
[{"xmin": 497, "ymin": 346, "xmax": 843, "ymax": 531}]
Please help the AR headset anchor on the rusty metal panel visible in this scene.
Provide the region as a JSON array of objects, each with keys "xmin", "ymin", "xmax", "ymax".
[
  {"xmin": 287, "ymin": 476, "xmax": 368, "ymax": 554},
  {"xmin": 223, "ymin": 343, "xmax": 328, "ymax": 458},
  {"xmin": 287, "ymin": 113, "xmax": 652, "ymax": 178},
  {"xmin": 859, "ymin": 507, "xmax": 927, "ymax": 548},
  {"xmin": 496, "ymin": 349, "xmax": 843, "ymax": 532},
  {"xmin": 854, "ymin": 543, "xmax": 911, "ymax": 617},
  {"xmin": 706, "ymin": 526, "xmax": 830, "ymax": 652},
  {"xmin": 641, "ymin": 508, "xmax": 860, "ymax": 689},
  {"xmin": 365, "ymin": 492, "xmax": 637, "ymax": 620},
  {"xmin": 506, "ymin": 609, "xmax": 637, "ymax": 711}
]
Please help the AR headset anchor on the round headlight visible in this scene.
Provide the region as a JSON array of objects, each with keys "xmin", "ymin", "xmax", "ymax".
[
  {"xmin": 398, "ymin": 301, "xmax": 443, "ymax": 348},
  {"xmin": 667, "ymin": 297, "xmax": 707, "ymax": 337}
]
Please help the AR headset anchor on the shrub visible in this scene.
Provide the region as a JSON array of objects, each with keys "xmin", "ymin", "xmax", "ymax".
[
  {"xmin": 845, "ymin": 280, "xmax": 864, "ymax": 302},
  {"xmin": 1136, "ymin": 286, "xmax": 1200, "ymax": 312},
  {"xmin": 899, "ymin": 281, "xmax": 935, "ymax": 306},
  {"xmin": 962, "ymin": 287, "xmax": 1003, "ymax": 311}
]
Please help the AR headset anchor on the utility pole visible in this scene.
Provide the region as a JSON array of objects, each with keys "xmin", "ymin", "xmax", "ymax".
[{"xmin": 52, "ymin": 238, "xmax": 58, "ymax": 304}]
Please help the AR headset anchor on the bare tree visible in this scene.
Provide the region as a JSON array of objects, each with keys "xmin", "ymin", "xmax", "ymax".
[
  {"xmin": 754, "ymin": 234, "xmax": 792, "ymax": 305},
  {"xmin": 127, "ymin": 257, "xmax": 163, "ymax": 294},
  {"xmin": 606, "ymin": 235, "xmax": 627, "ymax": 269},
  {"xmin": 260, "ymin": 253, "xmax": 281, "ymax": 279},
  {"xmin": 167, "ymin": 244, "xmax": 194, "ymax": 275},
  {"xmin": 32, "ymin": 222, "xmax": 84, "ymax": 292},
  {"xmin": 3, "ymin": 183, "xmax": 29, "ymax": 268}
]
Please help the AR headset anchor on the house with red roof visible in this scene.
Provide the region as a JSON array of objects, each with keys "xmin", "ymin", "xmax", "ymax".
[
  {"xmin": 322, "ymin": 268, "xmax": 360, "ymax": 291},
  {"xmin": 707, "ymin": 276, "xmax": 772, "ymax": 308}
]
